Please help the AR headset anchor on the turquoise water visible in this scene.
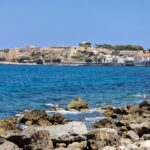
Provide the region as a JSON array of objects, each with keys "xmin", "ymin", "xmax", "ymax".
[{"xmin": 0, "ymin": 65, "xmax": 150, "ymax": 119}]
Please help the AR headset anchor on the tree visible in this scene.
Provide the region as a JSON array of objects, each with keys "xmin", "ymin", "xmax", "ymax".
[{"xmin": 79, "ymin": 42, "xmax": 91, "ymax": 48}]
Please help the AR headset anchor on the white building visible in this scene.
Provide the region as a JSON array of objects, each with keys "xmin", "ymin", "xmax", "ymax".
[{"xmin": 134, "ymin": 53, "xmax": 150, "ymax": 63}]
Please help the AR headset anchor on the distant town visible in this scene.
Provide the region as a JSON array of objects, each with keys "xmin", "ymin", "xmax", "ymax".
[{"xmin": 0, "ymin": 42, "xmax": 150, "ymax": 66}]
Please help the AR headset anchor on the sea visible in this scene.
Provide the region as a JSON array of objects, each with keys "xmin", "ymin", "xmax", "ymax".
[{"xmin": 0, "ymin": 65, "xmax": 150, "ymax": 126}]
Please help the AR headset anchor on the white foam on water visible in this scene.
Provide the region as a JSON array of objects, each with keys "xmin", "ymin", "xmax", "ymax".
[
  {"xmin": 45, "ymin": 103, "xmax": 54, "ymax": 107},
  {"xmin": 46, "ymin": 109, "xmax": 81, "ymax": 115},
  {"xmin": 85, "ymin": 116, "xmax": 105, "ymax": 122}
]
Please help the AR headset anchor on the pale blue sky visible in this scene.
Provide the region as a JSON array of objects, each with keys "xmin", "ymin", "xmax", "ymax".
[{"xmin": 0, "ymin": 0, "xmax": 150, "ymax": 49}]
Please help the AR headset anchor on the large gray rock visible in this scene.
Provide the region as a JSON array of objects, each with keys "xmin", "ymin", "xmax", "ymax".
[{"xmin": 37, "ymin": 121, "xmax": 88, "ymax": 142}]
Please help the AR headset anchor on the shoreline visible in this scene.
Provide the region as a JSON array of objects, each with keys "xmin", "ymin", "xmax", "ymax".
[
  {"xmin": 0, "ymin": 97, "xmax": 149, "ymax": 149},
  {"xmin": 0, "ymin": 61, "xmax": 149, "ymax": 67}
]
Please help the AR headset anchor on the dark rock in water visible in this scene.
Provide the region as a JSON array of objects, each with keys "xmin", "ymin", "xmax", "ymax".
[
  {"xmin": 20, "ymin": 110, "xmax": 47, "ymax": 123},
  {"xmin": 67, "ymin": 96, "xmax": 88, "ymax": 111},
  {"xmin": 24, "ymin": 130, "xmax": 53, "ymax": 150},
  {"xmin": 0, "ymin": 117, "xmax": 18, "ymax": 134},
  {"xmin": 88, "ymin": 128, "xmax": 120, "ymax": 149},
  {"xmin": 93, "ymin": 118, "xmax": 116, "ymax": 128},
  {"xmin": 139, "ymin": 101, "xmax": 150, "ymax": 110}
]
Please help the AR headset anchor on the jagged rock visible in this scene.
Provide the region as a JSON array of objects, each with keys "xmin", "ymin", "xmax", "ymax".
[
  {"xmin": 88, "ymin": 128, "xmax": 120, "ymax": 149},
  {"xmin": 0, "ymin": 117, "xmax": 18, "ymax": 134},
  {"xmin": 24, "ymin": 130, "xmax": 53, "ymax": 150},
  {"xmin": 67, "ymin": 97, "xmax": 88, "ymax": 111},
  {"xmin": 126, "ymin": 130, "xmax": 139, "ymax": 142},
  {"xmin": 0, "ymin": 137, "xmax": 20, "ymax": 150},
  {"xmin": 93, "ymin": 118, "xmax": 116, "ymax": 128}
]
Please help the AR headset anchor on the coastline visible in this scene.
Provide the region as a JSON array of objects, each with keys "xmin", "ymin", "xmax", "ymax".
[
  {"xmin": 0, "ymin": 61, "xmax": 148, "ymax": 67},
  {"xmin": 0, "ymin": 99, "xmax": 149, "ymax": 149}
]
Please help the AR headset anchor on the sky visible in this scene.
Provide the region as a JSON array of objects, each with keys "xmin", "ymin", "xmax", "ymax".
[{"xmin": 0, "ymin": 0, "xmax": 150, "ymax": 49}]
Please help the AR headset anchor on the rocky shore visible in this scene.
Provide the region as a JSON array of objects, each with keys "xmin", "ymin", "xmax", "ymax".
[{"xmin": 0, "ymin": 97, "xmax": 150, "ymax": 150}]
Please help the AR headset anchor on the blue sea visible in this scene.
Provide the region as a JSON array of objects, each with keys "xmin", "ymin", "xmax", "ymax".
[{"xmin": 0, "ymin": 65, "xmax": 150, "ymax": 120}]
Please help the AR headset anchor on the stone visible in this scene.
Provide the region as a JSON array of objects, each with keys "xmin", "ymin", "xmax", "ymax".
[
  {"xmin": 113, "ymin": 108, "xmax": 128, "ymax": 115},
  {"xmin": 93, "ymin": 118, "xmax": 115, "ymax": 128},
  {"xmin": 53, "ymin": 113, "xmax": 64, "ymax": 124},
  {"xmin": 127, "ymin": 105, "xmax": 139, "ymax": 114},
  {"xmin": 0, "ymin": 117, "xmax": 18, "ymax": 134},
  {"xmin": 89, "ymin": 128, "xmax": 120, "ymax": 149},
  {"xmin": 139, "ymin": 140, "xmax": 150, "ymax": 150},
  {"xmin": 139, "ymin": 101, "xmax": 150, "ymax": 109},
  {"xmin": 128, "ymin": 122, "xmax": 150, "ymax": 137},
  {"xmin": 19, "ymin": 110, "xmax": 47, "ymax": 123},
  {"xmin": 102, "ymin": 146, "xmax": 116, "ymax": 150},
  {"xmin": 55, "ymin": 143, "xmax": 67, "ymax": 148},
  {"xmin": 67, "ymin": 141, "xmax": 87, "ymax": 150},
  {"xmin": 67, "ymin": 97, "xmax": 88, "ymax": 111},
  {"xmin": 118, "ymin": 144, "xmax": 138, "ymax": 150},
  {"xmin": 24, "ymin": 130, "xmax": 53, "ymax": 150},
  {"xmin": 142, "ymin": 134, "xmax": 150, "ymax": 140},
  {"xmin": 0, "ymin": 137, "xmax": 20, "ymax": 150},
  {"xmin": 14, "ymin": 121, "xmax": 87, "ymax": 143},
  {"xmin": 120, "ymin": 138, "xmax": 133, "ymax": 146},
  {"xmin": 127, "ymin": 130, "xmax": 139, "ymax": 142}
]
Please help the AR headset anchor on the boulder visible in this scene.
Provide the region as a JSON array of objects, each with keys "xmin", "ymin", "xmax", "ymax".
[
  {"xmin": 88, "ymin": 128, "xmax": 120, "ymax": 149},
  {"xmin": 67, "ymin": 97, "xmax": 88, "ymax": 111},
  {"xmin": 126, "ymin": 130, "xmax": 139, "ymax": 142},
  {"xmin": 93, "ymin": 118, "xmax": 116, "ymax": 128},
  {"xmin": 24, "ymin": 130, "xmax": 53, "ymax": 150},
  {"xmin": 0, "ymin": 137, "xmax": 20, "ymax": 150},
  {"xmin": 19, "ymin": 110, "xmax": 47, "ymax": 123},
  {"xmin": 10, "ymin": 121, "xmax": 88, "ymax": 143},
  {"xmin": 0, "ymin": 117, "xmax": 18, "ymax": 134}
]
